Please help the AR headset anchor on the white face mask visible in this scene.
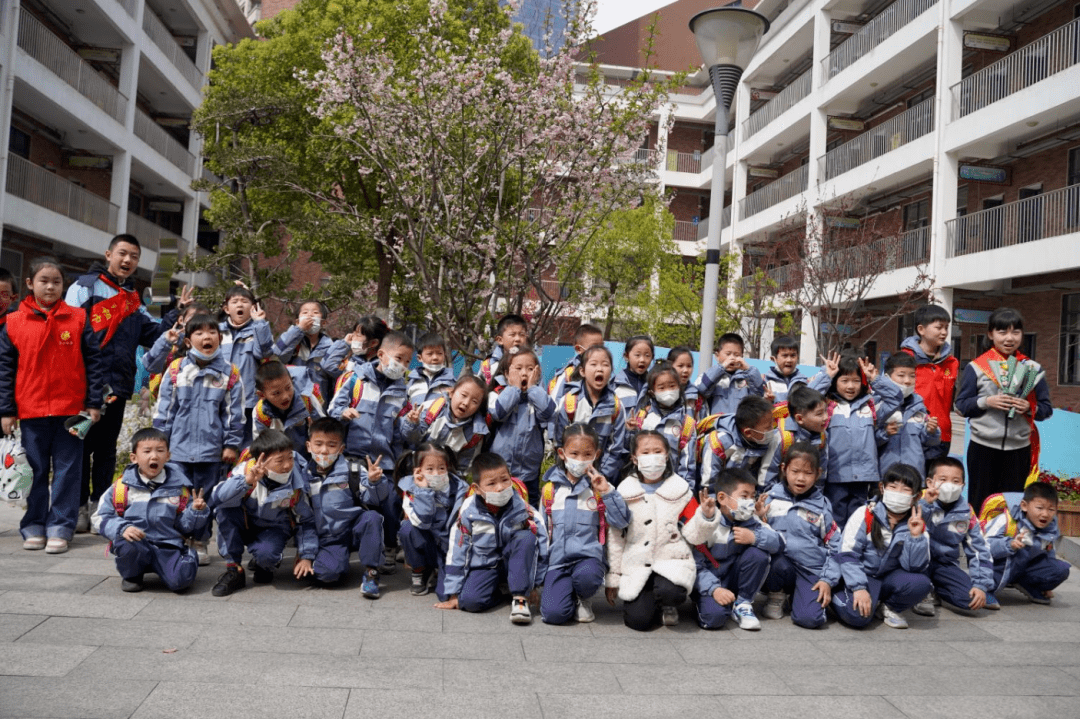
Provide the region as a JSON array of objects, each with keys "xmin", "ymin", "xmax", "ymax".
[
  {"xmin": 636, "ymin": 453, "xmax": 667, "ymax": 480},
  {"xmin": 425, "ymin": 473, "xmax": 450, "ymax": 492},
  {"xmin": 266, "ymin": 468, "xmax": 291, "ymax": 485},
  {"xmin": 485, "ymin": 486, "xmax": 514, "ymax": 507},
  {"xmin": 882, "ymin": 490, "xmax": 914, "ymax": 514},
  {"xmin": 731, "ymin": 497, "xmax": 756, "ymax": 522},
  {"xmin": 746, "ymin": 428, "xmax": 777, "ymax": 447},
  {"xmin": 937, "ymin": 481, "xmax": 963, "ymax": 504},
  {"xmin": 312, "ymin": 452, "xmax": 338, "ymax": 470},
  {"xmin": 899, "ymin": 383, "xmax": 914, "ymax": 398},
  {"xmin": 564, "ymin": 457, "xmax": 593, "ymax": 478},
  {"xmin": 351, "ymin": 341, "xmax": 365, "ymax": 355},
  {"xmin": 308, "ymin": 318, "xmax": 321, "ymax": 334},
  {"xmin": 380, "ymin": 358, "xmax": 407, "ymax": 380},
  {"xmin": 422, "ymin": 362, "xmax": 445, "ymax": 374},
  {"xmin": 655, "ymin": 389, "xmax": 680, "ymax": 408}
]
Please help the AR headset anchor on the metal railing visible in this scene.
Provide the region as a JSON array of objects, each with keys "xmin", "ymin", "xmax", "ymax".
[
  {"xmin": 822, "ymin": 226, "xmax": 931, "ymax": 276},
  {"xmin": 17, "ymin": 10, "xmax": 128, "ymax": 124},
  {"xmin": 134, "ymin": 108, "xmax": 196, "ymax": 175},
  {"xmin": 819, "ymin": 98, "xmax": 934, "ymax": 180},
  {"xmin": 952, "ymin": 18, "xmax": 1080, "ymax": 118},
  {"xmin": 674, "ymin": 221, "xmax": 698, "ymax": 242},
  {"xmin": 740, "ymin": 164, "xmax": 809, "ymax": 218},
  {"xmin": 115, "ymin": 0, "xmax": 138, "ymax": 17},
  {"xmin": 6, "ymin": 154, "xmax": 118, "ymax": 233},
  {"xmin": 126, "ymin": 212, "xmax": 187, "ymax": 254},
  {"xmin": 694, "ymin": 206, "xmax": 732, "ymax": 242},
  {"xmin": 744, "ymin": 70, "xmax": 812, "ymax": 139},
  {"xmin": 822, "ymin": 0, "xmax": 938, "ymax": 80},
  {"xmin": 665, "ymin": 149, "xmax": 702, "ymax": 174},
  {"xmin": 633, "ymin": 148, "xmax": 657, "ymax": 165},
  {"xmin": 737, "ymin": 263, "xmax": 804, "ymax": 296},
  {"xmin": 946, "ymin": 185, "xmax": 1080, "ymax": 257},
  {"xmin": 142, "ymin": 8, "xmax": 202, "ymax": 90}
]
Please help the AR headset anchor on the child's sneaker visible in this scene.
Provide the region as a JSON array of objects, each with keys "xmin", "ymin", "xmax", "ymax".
[
  {"xmin": 190, "ymin": 540, "xmax": 210, "ymax": 566},
  {"xmin": 1014, "ymin": 584, "xmax": 1052, "ymax": 605},
  {"xmin": 252, "ymin": 564, "xmax": 274, "ymax": 584},
  {"xmin": 380, "ymin": 548, "xmax": 397, "ymax": 575},
  {"xmin": 212, "ymin": 566, "xmax": 245, "ymax": 596},
  {"xmin": 22, "ymin": 536, "xmax": 45, "ymax": 551},
  {"xmin": 510, "ymin": 597, "xmax": 532, "ymax": 624},
  {"xmin": 121, "ymin": 575, "xmax": 144, "ymax": 593},
  {"xmin": 661, "ymin": 606, "xmax": 679, "ymax": 626},
  {"xmin": 984, "ymin": 592, "xmax": 1001, "ymax": 610},
  {"xmin": 763, "ymin": 592, "xmax": 787, "ymax": 620},
  {"xmin": 361, "ymin": 569, "xmax": 381, "ymax": 599},
  {"xmin": 732, "ymin": 601, "xmax": 761, "ymax": 631},
  {"xmin": 575, "ymin": 597, "xmax": 595, "ymax": 623},
  {"xmin": 45, "ymin": 538, "xmax": 68, "ymax": 554},
  {"xmin": 410, "ymin": 570, "xmax": 430, "ymax": 596},
  {"xmin": 912, "ymin": 591, "xmax": 936, "ymax": 617},
  {"xmin": 880, "ymin": 604, "xmax": 909, "ymax": 629},
  {"xmin": 75, "ymin": 505, "xmax": 90, "ymax": 534}
]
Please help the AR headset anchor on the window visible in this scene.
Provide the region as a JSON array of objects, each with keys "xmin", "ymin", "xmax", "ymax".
[
  {"xmin": 897, "ymin": 311, "xmax": 915, "ymax": 347},
  {"xmin": 1061, "ymin": 293, "xmax": 1080, "ymax": 385},
  {"xmin": 1068, "ymin": 147, "xmax": 1080, "ymax": 228},
  {"xmin": 907, "ymin": 87, "xmax": 934, "ymax": 108},
  {"xmin": 9, "ymin": 127, "xmax": 29, "ymax": 159},
  {"xmin": 903, "ymin": 199, "xmax": 929, "ymax": 230}
]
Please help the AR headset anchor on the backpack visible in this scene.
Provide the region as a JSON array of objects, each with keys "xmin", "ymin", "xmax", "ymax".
[
  {"xmin": 165, "ymin": 357, "xmax": 241, "ymax": 394},
  {"xmin": 457, "ymin": 477, "xmax": 536, "ymax": 545},
  {"xmin": 421, "ymin": 397, "xmax": 489, "ymax": 451},
  {"xmin": 564, "ymin": 391, "xmax": 622, "ymax": 424},
  {"xmin": 541, "ymin": 480, "xmax": 607, "ymax": 546},
  {"xmin": 978, "ymin": 493, "xmax": 1018, "ymax": 538},
  {"xmin": 635, "ymin": 409, "xmax": 695, "ymax": 452},
  {"xmin": 694, "ymin": 414, "xmax": 726, "ymax": 467},
  {"xmin": 112, "ymin": 479, "xmax": 190, "ymax": 516}
]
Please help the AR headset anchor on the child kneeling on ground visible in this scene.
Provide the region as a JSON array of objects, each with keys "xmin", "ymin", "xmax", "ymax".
[{"xmin": 93, "ymin": 428, "xmax": 209, "ymax": 592}]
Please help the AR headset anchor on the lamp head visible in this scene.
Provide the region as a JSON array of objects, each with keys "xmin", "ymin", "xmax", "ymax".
[{"xmin": 688, "ymin": 7, "xmax": 769, "ymax": 72}]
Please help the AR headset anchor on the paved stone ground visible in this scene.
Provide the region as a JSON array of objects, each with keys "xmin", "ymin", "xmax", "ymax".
[{"xmin": 2, "ymin": 502, "xmax": 1079, "ymax": 719}]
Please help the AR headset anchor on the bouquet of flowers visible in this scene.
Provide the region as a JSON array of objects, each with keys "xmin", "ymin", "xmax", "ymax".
[{"xmin": 998, "ymin": 356, "xmax": 1044, "ymax": 419}]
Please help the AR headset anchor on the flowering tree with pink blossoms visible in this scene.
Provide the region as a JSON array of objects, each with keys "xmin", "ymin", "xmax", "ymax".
[{"xmin": 297, "ymin": 2, "xmax": 675, "ymax": 359}]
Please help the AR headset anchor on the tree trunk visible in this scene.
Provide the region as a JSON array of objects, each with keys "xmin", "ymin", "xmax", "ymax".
[
  {"xmin": 375, "ymin": 237, "xmax": 393, "ymax": 314},
  {"xmin": 602, "ymin": 283, "xmax": 617, "ymax": 338}
]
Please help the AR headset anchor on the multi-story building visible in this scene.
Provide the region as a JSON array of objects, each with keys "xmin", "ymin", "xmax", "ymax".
[
  {"xmin": 595, "ymin": 0, "xmax": 1080, "ymax": 408},
  {"xmin": 0, "ymin": 0, "xmax": 253, "ymax": 294}
]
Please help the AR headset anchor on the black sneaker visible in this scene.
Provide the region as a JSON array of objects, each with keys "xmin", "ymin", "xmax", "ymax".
[
  {"xmin": 121, "ymin": 575, "xmax": 144, "ymax": 593},
  {"xmin": 253, "ymin": 564, "xmax": 274, "ymax": 584},
  {"xmin": 410, "ymin": 570, "xmax": 430, "ymax": 596},
  {"xmin": 212, "ymin": 566, "xmax": 245, "ymax": 597},
  {"xmin": 247, "ymin": 557, "xmax": 257, "ymax": 572}
]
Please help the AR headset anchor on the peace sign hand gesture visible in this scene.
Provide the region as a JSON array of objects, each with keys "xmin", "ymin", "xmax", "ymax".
[
  {"xmin": 820, "ymin": 352, "xmax": 841, "ymax": 377},
  {"xmin": 245, "ymin": 453, "xmax": 268, "ymax": 487},
  {"xmin": 857, "ymin": 357, "xmax": 878, "ymax": 382},
  {"xmin": 366, "ymin": 456, "xmax": 384, "ymax": 484},
  {"xmin": 192, "ymin": 488, "xmax": 208, "ymax": 511},
  {"xmin": 250, "ymin": 303, "xmax": 266, "ymax": 321},
  {"xmin": 699, "ymin": 488, "xmax": 717, "ymax": 519},
  {"xmin": 907, "ymin": 503, "xmax": 925, "ymax": 537},
  {"xmin": 586, "ymin": 466, "xmax": 610, "ymax": 495}
]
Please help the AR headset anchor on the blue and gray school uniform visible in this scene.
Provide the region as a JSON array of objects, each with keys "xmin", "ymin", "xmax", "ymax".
[
  {"xmin": 444, "ymin": 492, "xmax": 549, "ymax": 612},
  {"xmin": 476, "ymin": 345, "xmax": 504, "ymax": 384},
  {"xmin": 832, "ymin": 501, "xmax": 932, "ymax": 627},
  {"xmin": 305, "ymin": 455, "xmax": 383, "ymax": 582},
  {"xmin": 763, "ymin": 416, "xmax": 828, "ymax": 491},
  {"xmin": 763, "ymin": 366, "xmax": 810, "ymax": 405},
  {"xmin": 698, "ymin": 413, "xmax": 780, "ymax": 492},
  {"xmin": 546, "ymin": 355, "xmax": 579, "ymax": 405},
  {"xmin": 407, "ymin": 366, "xmax": 456, "ymax": 407},
  {"xmin": 219, "ymin": 318, "xmax": 274, "ymax": 410},
  {"xmin": 919, "ymin": 496, "xmax": 995, "ymax": 608},
  {"xmin": 328, "ymin": 360, "xmax": 408, "ymax": 472},
  {"xmin": 694, "ymin": 364, "xmax": 765, "ymax": 416},
  {"xmin": 398, "ymin": 473, "xmax": 469, "ymax": 601},
  {"xmin": 489, "ymin": 384, "xmax": 556, "ymax": 499},
  {"xmin": 142, "ymin": 332, "xmax": 179, "ymax": 375},
  {"xmin": 552, "ymin": 381, "xmax": 628, "ymax": 483},
  {"xmin": 271, "ymin": 326, "xmax": 342, "ymax": 407},
  {"xmin": 613, "ymin": 368, "xmax": 647, "ymax": 408},
  {"xmin": 635, "ymin": 399, "xmax": 697, "ymax": 482},
  {"xmin": 875, "ymin": 388, "xmax": 940, "ymax": 475},
  {"xmin": 251, "ymin": 366, "xmax": 325, "ymax": 457},
  {"xmin": 93, "ymin": 462, "xmax": 209, "ymax": 591},
  {"xmin": 983, "ymin": 492, "xmax": 1071, "ymax": 595},
  {"xmin": 402, "ymin": 397, "xmax": 490, "ymax": 471},
  {"xmin": 694, "ymin": 509, "xmax": 779, "ymax": 629}
]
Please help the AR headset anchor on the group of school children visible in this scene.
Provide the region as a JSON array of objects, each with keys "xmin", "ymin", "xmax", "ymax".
[{"xmin": 0, "ymin": 235, "xmax": 1070, "ymax": 632}]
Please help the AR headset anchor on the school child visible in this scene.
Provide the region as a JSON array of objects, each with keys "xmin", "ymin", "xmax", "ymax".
[
  {"xmin": 304, "ymin": 418, "xmax": 384, "ymax": 598},
  {"xmin": 271, "ymin": 300, "xmax": 341, "ymax": 405},
  {"xmin": 218, "ymin": 285, "xmax": 274, "ymax": 437},
  {"xmin": 397, "ymin": 443, "xmax": 468, "ymax": 598},
  {"xmin": 540, "ymin": 424, "xmax": 631, "ymax": 624},
  {"xmin": 477, "ymin": 313, "xmax": 529, "ymax": 384},
  {"xmin": 956, "ymin": 308, "xmax": 1053, "ymax": 514},
  {"xmin": 633, "ymin": 363, "xmax": 697, "ymax": 481},
  {"xmin": 438, "ymin": 453, "xmax": 548, "ymax": 624},
  {"xmin": 761, "ymin": 442, "xmax": 841, "ymax": 628},
  {"xmin": 552, "ymin": 345, "xmax": 628, "ymax": 483},
  {"xmin": 762, "ymin": 336, "xmax": 808, "ymax": 404},
  {"xmin": 982, "ymin": 481, "xmax": 1071, "ymax": 604},
  {"xmin": 488, "ymin": 347, "xmax": 555, "ymax": 504},
  {"xmin": 810, "ymin": 351, "xmax": 902, "ymax": 527},
  {"xmin": 92, "ymin": 428, "xmax": 209, "ymax": 592},
  {"xmin": 210, "ymin": 429, "xmax": 318, "ymax": 596},
  {"xmin": 876, "ymin": 353, "xmax": 940, "ymax": 475},
  {"xmin": 694, "ymin": 333, "xmax": 765, "ymax": 416},
  {"xmin": 143, "ymin": 301, "xmax": 209, "ymax": 376},
  {"xmin": 251, "ymin": 360, "xmax": 325, "ymax": 456},
  {"xmin": 329, "ymin": 330, "xmax": 414, "ymax": 571},
  {"xmin": 0, "ymin": 266, "xmax": 16, "ymax": 327},
  {"xmin": 666, "ymin": 345, "xmax": 701, "ymax": 417},
  {"xmin": 699, "ymin": 395, "xmax": 780, "ymax": 492},
  {"xmin": 152, "ymin": 313, "xmax": 245, "ymax": 565},
  {"xmin": 694, "ymin": 468, "xmax": 779, "ymax": 631},
  {"xmin": 899, "ymin": 304, "xmax": 957, "ymax": 467},
  {"xmin": 763, "ymin": 385, "xmax": 829, "ymax": 491},
  {"xmin": 403, "ymin": 375, "xmax": 490, "ymax": 472},
  {"xmin": 613, "ymin": 335, "xmax": 654, "ymax": 409},
  {"xmin": 407, "ymin": 332, "xmax": 456, "ymax": 407},
  {"xmin": 325, "ymin": 315, "xmax": 390, "ymax": 381},
  {"xmin": 547, "ymin": 323, "xmax": 605, "ymax": 404},
  {"xmin": 0, "ymin": 257, "xmax": 105, "ymax": 554},
  {"xmin": 604, "ymin": 431, "xmax": 720, "ymax": 630},
  {"xmin": 913, "ymin": 457, "xmax": 997, "ymax": 616},
  {"xmin": 832, "ymin": 463, "xmax": 933, "ymax": 629}
]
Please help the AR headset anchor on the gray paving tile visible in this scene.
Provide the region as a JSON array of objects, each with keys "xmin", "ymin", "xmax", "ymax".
[
  {"xmin": 673, "ymin": 637, "xmax": 830, "ymax": 665},
  {"xmin": 345, "ymin": 689, "xmax": 543, "ymax": 719},
  {"xmin": 947, "ymin": 640, "xmax": 1080, "ymax": 666},
  {"xmin": 0, "ymin": 642, "xmax": 97, "ymax": 677},
  {"xmin": 721, "ymin": 696, "xmax": 908, "ymax": 719},
  {"xmin": 780, "ymin": 665, "xmax": 1078, "ymax": 696},
  {"xmin": 133, "ymin": 596, "xmax": 298, "ymax": 626},
  {"xmin": 612, "ymin": 663, "xmax": 792, "ymax": 695},
  {"xmin": 189, "ymin": 624, "xmax": 365, "ymax": 655},
  {"xmin": 131, "ymin": 681, "xmax": 350, "ymax": 719},
  {"xmin": 884, "ymin": 695, "xmax": 1080, "ymax": 718},
  {"xmin": 290, "ymin": 602, "xmax": 443, "ymax": 632},
  {"xmin": 17, "ymin": 616, "xmax": 204, "ymax": 650},
  {"xmin": 68, "ymin": 646, "xmax": 276, "ymax": 684},
  {"xmin": 444, "ymin": 659, "xmax": 622, "ymax": 694},
  {"xmin": 0, "ymin": 676, "xmax": 157, "ymax": 719},
  {"xmin": 522, "ymin": 635, "xmax": 685, "ymax": 664},
  {"xmin": 0, "ymin": 555, "xmax": 54, "ymax": 572},
  {"xmin": 84, "ymin": 575, "xmax": 222, "ymax": 598},
  {"xmin": 0, "ymin": 591, "xmax": 152, "ymax": 619},
  {"xmin": 42, "ymin": 557, "xmax": 120, "ymax": 576},
  {"xmin": 976, "ymin": 620, "xmax": 1080, "ymax": 643},
  {"xmin": 810, "ymin": 638, "xmax": 974, "ymax": 665},
  {"xmin": 538, "ymin": 693, "xmax": 725, "ymax": 718},
  {"xmin": 1059, "ymin": 665, "xmax": 1080, "ymax": 681},
  {"xmin": 0, "ymin": 614, "xmax": 47, "ymax": 642},
  {"xmin": 0, "ymin": 572, "xmax": 105, "ymax": 593},
  {"xmin": 441, "ymin": 604, "xmax": 570, "ymax": 635},
  {"xmin": 277, "ymin": 655, "xmax": 442, "ymax": 689},
  {"xmin": 361, "ymin": 629, "xmax": 525, "ymax": 660}
]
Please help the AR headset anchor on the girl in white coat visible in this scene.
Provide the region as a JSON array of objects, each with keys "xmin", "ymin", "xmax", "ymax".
[{"xmin": 605, "ymin": 430, "xmax": 720, "ymax": 630}]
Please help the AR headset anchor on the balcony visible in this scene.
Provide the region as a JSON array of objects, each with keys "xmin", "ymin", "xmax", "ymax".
[
  {"xmin": 143, "ymin": 8, "xmax": 202, "ymax": 91},
  {"xmin": 126, "ymin": 212, "xmax": 188, "ymax": 254},
  {"xmin": 946, "ymin": 185, "xmax": 1080, "ymax": 257},
  {"xmin": 822, "ymin": 226, "xmax": 930, "ymax": 275},
  {"xmin": 6, "ymin": 154, "xmax": 119, "ymax": 233},
  {"xmin": 673, "ymin": 220, "xmax": 698, "ymax": 242},
  {"xmin": 740, "ymin": 165, "xmax": 808, "ymax": 218},
  {"xmin": 951, "ymin": 18, "xmax": 1080, "ymax": 118},
  {"xmin": 665, "ymin": 149, "xmax": 702, "ymax": 174},
  {"xmin": 743, "ymin": 70, "xmax": 812, "ymax": 139},
  {"xmin": 738, "ymin": 262, "xmax": 803, "ymax": 296},
  {"xmin": 693, "ymin": 206, "xmax": 732, "ymax": 242},
  {"xmin": 822, "ymin": 0, "xmax": 938, "ymax": 81},
  {"xmin": 17, "ymin": 10, "xmax": 128, "ymax": 124},
  {"xmin": 115, "ymin": 0, "xmax": 137, "ymax": 17},
  {"xmin": 134, "ymin": 108, "xmax": 195, "ymax": 175},
  {"xmin": 819, "ymin": 98, "xmax": 934, "ymax": 180}
]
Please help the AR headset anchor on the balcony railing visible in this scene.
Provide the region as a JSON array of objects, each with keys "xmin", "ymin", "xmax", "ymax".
[
  {"xmin": 143, "ymin": 8, "xmax": 202, "ymax": 90},
  {"xmin": 693, "ymin": 206, "xmax": 733, "ymax": 242},
  {"xmin": 6, "ymin": 154, "xmax": 118, "ymax": 233},
  {"xmin": 134, "ymin": 108, "xmax": 195, "ymax": 175},
  {"xmin": 737, "ymin": 263, "xmax": 803, "ymax": 296},
  {"xmin": 115, "ymin": 0, "xmax": 137, "ymax": 17},
  {"xmin": 17, "ymin": 10, "xmax": 128, "ymax": 124},
  {"xmin": 819, "ymin": 98, "xmax": 934, "ymax": 180},
  {"xmin": 946, "ymin": 185, "xmax": 1080, "ymax": 257},
  {"xmin": 822, "ymin": 0, "xmax": 938, "ymax": 80},
  {"xmin": 666, "ymin": 149, "xmax": 702, "ymax": 174},
  {"xmin": 126, "ymin": 212, "xmax": 188, "ymax": 254},
  {"xmin": 823, "ymin": 226, "xmax": 931, "ymax": 276},
  {"xmin": 744, "ymin": 70, "xmax": 812, "ymax": 139},
  {"xmin": 674, "ymin": 221, "xmax": 698, "ymax": 242},
  {"xmin": 740, "ymin": 165, "xmax": 809, "ymax": 218},
  {"xmin": 952, "ymin": 18, "xmax": 1080, "ymax": 118}
]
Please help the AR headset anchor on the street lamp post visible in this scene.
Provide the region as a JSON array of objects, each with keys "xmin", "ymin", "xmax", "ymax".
[{"xmin": 689, "ymin": 7, "xmax": 769, "ymax": 372}]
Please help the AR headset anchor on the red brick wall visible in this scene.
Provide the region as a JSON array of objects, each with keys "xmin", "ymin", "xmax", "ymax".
[
  {"xmin": 259, "ymin": 0, "xmax": 302, "ymax": 21},
  {"xmin": 25, "ymin": 132, "xmax": 112, "ymax": 202},
  {"xmin": 667, "ymin": 124, "xmax": 706, "ymax": 154}
]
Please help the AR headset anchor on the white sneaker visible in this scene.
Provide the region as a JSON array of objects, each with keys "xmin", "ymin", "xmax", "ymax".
[
  {"xmin": 763, "ymin": 592, "xmax": 787, "ymax": 620},
  {"xmin": 191, "ymin": 540, "xmax": 210, "ymax": 566},
  {"xmin": 88, "ymin": 500, "xmax": 100, "ymax": 535},
  {"xmin": 732, "ymin": 601, "xmax": 762, "ymax": 631},
  {"xmin": 45, "ymin": 537, "xmax": 69, "ymax": 554},
  {"xmin": 575, "ymin": 597, "xmax": 595, "ymax": 623},
  {"xmin": 912, "ymin": 591, "xmax": 936, "ymax": 617},
  {"xmin": 75, "ymin": 505, "xmax": 90, "ymax": 534},
  {"xmin": 510, "ymin": 597, "xmax": 532, "ymax": 625},
  {"xmin": 661, "ymin": 606, "xmax": 679, "ymax": 626},
  {"xmin": 881, "ymin": 605, "xmax": 909, "ymax": 629}
]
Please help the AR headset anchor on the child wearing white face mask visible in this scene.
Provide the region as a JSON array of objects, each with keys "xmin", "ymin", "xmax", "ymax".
[
  {"xmin": 631, "ymin": 363, "xmax": 697, "ymax": 482},
  {"xmin": 406, "ymin": 332, "xmax": 456, "ymax": 407},
  {"xmin": 832, "ymin": 463, "xmax": 933, "ymax": 630},
  {"xmin": 605, "ymin": 431, "xmax": 721, "ymax": 631},
  {"xmin": 539, "ymin": 424, "xmax": 631, "ymax": 625},
  {"xmin": 876, "ymin": 353, "xmax": 940, "ymax": 477},
  {"xmin": 698, "ymin": 395, "xmax": 781, "ymax": 494}
]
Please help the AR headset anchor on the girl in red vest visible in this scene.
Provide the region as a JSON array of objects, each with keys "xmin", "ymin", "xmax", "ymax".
[{"xmin": 0, "ymin": 257, "xmax": 106, "ymax": 553}]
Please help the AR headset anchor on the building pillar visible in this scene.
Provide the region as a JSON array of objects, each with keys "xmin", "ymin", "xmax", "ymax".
[
  {"xmin": 929, "ymin": 15, "xmax": 964, "ymax": 302},
  {"xmin": 799, "ymin": 309, "xmax": 818, "ymax": 366}
]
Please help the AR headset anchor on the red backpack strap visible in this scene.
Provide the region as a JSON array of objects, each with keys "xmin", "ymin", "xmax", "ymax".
[
  {"xmin": 866, "ymin": 397, "xmax": 877, "ymax": 424},
  {"xmin": 678, "ymin": 415, "xmax": 695, "ymax": 451},
  {"xmin": 227, "ymin": 366, "xmax": 241, "ymax": 390},
  {"xmin": 167, "ymin": 357, "xmax": 183, "ymax": 387},
  {"xmin": 349, "ymin": 377, "xmax": 365, "ymax": 408},
  {"xmin": 864, "ymin": 505, "xmax": 874, "ymax": 535},
  {"xmin": 176, "ymin": 487, "xmax": 191, "ymax": 514},
  {"xmin": 542, "ymin": 482, "xmax": 555, "ymax": 545},
  {"xmin": 424, "ymin": 397, "xmax": 447, "ymax": 426},
  {"xmin": 595, "ymin": 490, "xmax": 607, "ymax": 546},
  {"xmin": 564, "ymin": 392, "xmax": 578, "ymax": 422},
  {"xmin": 113, "ymin": 479, "xmax": 128, "ymax": 517}
]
